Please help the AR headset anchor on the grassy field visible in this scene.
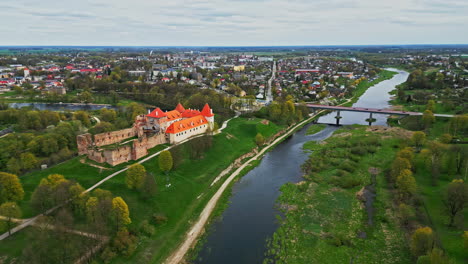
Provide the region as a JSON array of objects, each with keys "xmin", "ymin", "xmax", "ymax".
[
  {"xmin": 4, "ymin": 117, "xmax": 284, "ymax": 263},
  {"xmin": 306, "ymin": 123, "xmax": 326, "ymax": 135},
  {"xmin": 413, "ymin": 167, "xmax": 467, "ymax": 263},
  {"xmin": 264, "ymin": 126, "xmax": 413, "ymax": 264},
  {"xmin": 98, "ymin": 117, "xmax": 284, "ymax": 264}
]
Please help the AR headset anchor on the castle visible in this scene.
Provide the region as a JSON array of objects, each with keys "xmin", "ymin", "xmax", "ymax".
[{"xmin": 77, "ymin": 103, "xmax": 215, "ymax": 166}]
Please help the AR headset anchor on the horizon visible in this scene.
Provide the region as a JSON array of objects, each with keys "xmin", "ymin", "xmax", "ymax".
[{"xmin": 2, "ymin": 0, "xmax": 468, "ymax": 46}]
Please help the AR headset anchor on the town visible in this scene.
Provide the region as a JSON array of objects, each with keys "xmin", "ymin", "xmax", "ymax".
[{"xmin": 0, "ymin": 44, "xmax": 467, "ymax": 264}]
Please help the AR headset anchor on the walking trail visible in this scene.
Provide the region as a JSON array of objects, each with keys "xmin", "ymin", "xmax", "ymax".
[{"xmin": 164, "ymin": 112, "xmax": 321, "ymax": 264}]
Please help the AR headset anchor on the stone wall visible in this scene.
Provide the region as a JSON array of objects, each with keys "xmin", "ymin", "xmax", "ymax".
[
  {"xmin": 94, "ymin": 127, "xmax": 136, "ymax": 147},
  {"xmin": 103, "ymin": 145, "xmax": 133, "ymax": 166},
  {"xmin": 76, "ymin": 115, "xmax": 170, "ymax": 166},
  {"xmin": 77, "ymin": 134, "xmax": 93, "ymax": 155},
  {"xmin": 131, "ymin": 139, "xmax": 148, "ymax": 161}
]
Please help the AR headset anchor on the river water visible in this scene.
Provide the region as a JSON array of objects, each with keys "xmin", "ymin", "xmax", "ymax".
[
  {"xmin": 8, "ymin": 102, "xmax": 116, "ymax": 111},
  {"xmin": 194, "ymin": 69, "xmax": 408, "ymax": 264},
  {"xmin": 318, "ymin": 69, "xmax": 409, "ymax": 126}
]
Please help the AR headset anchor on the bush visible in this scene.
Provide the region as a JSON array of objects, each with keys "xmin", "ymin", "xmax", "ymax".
[
  {"xmin": 339, "ymin": 173, "xmax": 362, "ymax": 189},
  {"xmin": 410, "ymin": 227, "xmax": 434, "ymax": 257},
  {"xmin": 153, "ymin": 213, "xmax": 168, "ymax": 225},
  {"xmin": 140, "ymin": 220, "xmax": 155, "ymax": 237},
  {"xmin": 339, "ymin": 160, "xmax": 355, "ymax": 173}
]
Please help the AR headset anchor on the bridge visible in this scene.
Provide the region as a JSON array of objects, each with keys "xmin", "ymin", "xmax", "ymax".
[{"xmin": 304, "ymin": 104, "xmax": 455, "ymax": 125}]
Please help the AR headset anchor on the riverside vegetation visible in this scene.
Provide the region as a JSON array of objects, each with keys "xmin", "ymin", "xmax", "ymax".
[{"xmin": 265, "ymin": 113, "xmax": 467, "ymax": 263}]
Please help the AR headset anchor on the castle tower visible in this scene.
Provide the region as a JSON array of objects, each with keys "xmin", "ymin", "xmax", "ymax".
[{"xmin": 201, "ymin": 103, "xmax": 214, "ymax": 128}]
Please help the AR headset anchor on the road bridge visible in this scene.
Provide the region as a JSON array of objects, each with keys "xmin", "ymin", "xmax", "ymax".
[{"xmin": 304, "ymin": 104, "xmax": 455, "ymax": 125}]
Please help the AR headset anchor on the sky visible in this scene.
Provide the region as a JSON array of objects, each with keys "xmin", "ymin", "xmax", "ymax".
[{"xmin": 1, "ymin": 0, "xmax": 468, "ymax": 46}]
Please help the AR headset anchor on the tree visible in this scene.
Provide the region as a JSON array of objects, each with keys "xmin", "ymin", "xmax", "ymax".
[
  {"xmin": 6, "ymin": 157, "xmax": 21, "ymax": 175},
  {"xmin": 0, "ymin": 202, "xmax": 21, "ymax": 235},
  {"xmin": 140, "ymin": 174, "xmax": 157, "ymax": 200},
  {"xmin": 0, "ymin": 172, "xmax": 24, "ymax": 203},
  {"xmin": 159, "ymin": 150, "xmax": 173, "ymax": 174},
  {"xmin": 126, "ymin": 164, "xmax": 146, "ymax": 189},
  {"xmin": 397, "ymin": 147, "xmax": 414, "ymax": 163},
  {"xmin": 398, "ymin": 203, "xmax": 415, "ymax": 226},
  {"xmin": 79, "ymin": 91, "xmax": 93, "ymax": 103},
  {"xmin": 412, "ymin": 131, "xmax": 426, "ymax": 151},
  {"xmin": 422, "ymin": 110, "xmax": 435, "ymax": 130},
  {"xmin": 74, "ymin": 111, "xmax": 91, "ymax": 127},
  {"xmin": 170, "ymin": 145, "xmax": 184, "ymax": 169},
  {"xmin": 391, "ymin": 157, "xmax": 412, "ymax": 183},
  {"xmin": 255, "ymin": 133, "xmax": 265, "ymax": 147},
  {"xmin": 19, "ymin": 152, "xmax": 38, "ymax": 171},
  {"xmin": 396, "ymin": 169, "xmax": 417, "ymax": 199},
  {"xmin": 411, "ymin": 227, "xmax": 434, "ymax": 257},
  {"xmin": 112, "ymin": 197, "xmax": 131, "ymax": 229},
  {"xmin": 30, "ymin": 184, "xmax": 52, "ymax": 213},
  {"xmin": 439, "ymin": 134, "xmax": 452, "ymax": 144},
  {"xmin": 426, "ymin": 100, "xmax": 436, "ymax": 112},
  {"xmin": 111, "ymin": 228, "xmax": 137, "ymax": 256},
  {"xmin": 442, "ymin": 179, "xmax": 467, "ymax": 227},
  {"xmin": 85, "ymin": 196, "xmax": 99, "ymax": 223}
]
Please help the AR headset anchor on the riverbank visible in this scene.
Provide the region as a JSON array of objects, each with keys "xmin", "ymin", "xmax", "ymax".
[
  {"xmin": 165, "ymin": 113, "xmax": 324, "ymax": 264},
  {"xmin": 264, "ymin": 125, "xmax": 413, "ymax": 263},
  {"xmin": 343, "ymin": 69, "xmax": 398, "ymax": 107}
]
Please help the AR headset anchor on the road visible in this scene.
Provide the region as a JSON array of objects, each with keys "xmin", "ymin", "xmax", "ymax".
[{"xmin": 266, "ymin": 61, "xmax": 276, "ymax": 104}]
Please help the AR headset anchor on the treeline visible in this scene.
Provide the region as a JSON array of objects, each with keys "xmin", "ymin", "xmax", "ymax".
[
  {"xmin": 386, "ymin": 131, "xmax": 467, "ymax": 263},
  {"xmin": 244, "ymin": 96, "xmax": 309, "ymax": 126},
  {"xmin": 94, "ymin": 81, "xmax": 235, "ymax": 124},
  {"xmin": 23, "ymin": 174, "xmax": 134, "ymax": 263}
]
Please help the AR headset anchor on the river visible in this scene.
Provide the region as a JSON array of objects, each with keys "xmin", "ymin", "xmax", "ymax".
[
  {"xmin": 8, "ymin": 102, "xmax": 116, "ymax": 111},
  {"xmin": 193, "ymin": 69, "xmax": 408, "ymax": 264}
]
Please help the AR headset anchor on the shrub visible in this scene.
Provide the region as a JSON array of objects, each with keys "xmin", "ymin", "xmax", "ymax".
[
  {"xmin": 140, "ymin": 220, "xmax": 155, "ymax": 237},
  {"xmin": 153, "ymin": 213, "xmax": 168, "ymax": 225},
  {"xmin": 410, "ymin": 227, "xmax": 434, "ymax": 257},
  {"xmin": 339, "ymin": 174, "xmax": 362, "ymax": 189}
]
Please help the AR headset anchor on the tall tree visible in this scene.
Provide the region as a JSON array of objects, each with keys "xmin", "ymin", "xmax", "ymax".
[
  {"xmin": 126, "ymin": 164, "xmax": 146, "ymax": 190},
  {"xmin": 140, "ymin": 174, "xmax": 157, "ymax": 200},
  {"xmin": 255, "ymin": 133, "xmax": 265, "ymax": 147},
  {"xmin": 112, "ymin": 197, "xmax": 131, "ymax": 229},
  {"xmin": 412, "ymin": 131, "xmax": 426, "ymax": 151},
  {"xmin": 159, "ymin": 150, "xmax": 173, "ymax": 174},
  {"xmin": 410, "ymin": 227, "xmax": 434, "ymax": 257},
  {"xmin": 422, "ymin": 110, "xmax": 435, "ymax": 130},
  {"xmin": 0, "ymin": 172, "xmax": 24, "ymax": 203},
  {"xmin": 442, "ymin": 179, "xmax": 467, "ymax": 227},
  {"xmin": 396, "ymin": 169, "xmax": 417, "ymax": 200},
  {"xmin": 0, "ymin": 202, "xmax": 21, "ymax": 235}
]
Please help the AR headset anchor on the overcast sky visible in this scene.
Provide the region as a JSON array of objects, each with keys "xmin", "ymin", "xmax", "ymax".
[{"xmin": 1, "ymin": 0, "xmax": 467, "ymax": 46}]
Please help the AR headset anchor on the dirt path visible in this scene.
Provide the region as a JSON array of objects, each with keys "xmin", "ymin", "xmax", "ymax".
[{"xmin": 164, "ymin": 113, "xmax": 320, "ymax": 264}]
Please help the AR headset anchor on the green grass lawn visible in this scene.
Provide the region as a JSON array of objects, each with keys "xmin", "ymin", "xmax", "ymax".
[
  {"xmin": 103, "ymin": 118, "xmax": 284, "ymax": 264},
  {"xmin": 306, "ymin": 123, "xmax": 326, "ymax": 135},
  {"xmin": 6, "ymin": 118, "xmax": 284, "ymax": 263},
  {"xmin": 264, "ymin": 126, "xmax": 412, "ymax": 264}
]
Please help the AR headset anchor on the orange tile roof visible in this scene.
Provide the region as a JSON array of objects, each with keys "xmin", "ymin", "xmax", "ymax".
[
  {"xmin": 165, "ymin": 110, "xmax": 182, "ymax": 121},
  {"xmin": 182, "ymin": 109, "xmax": 201, "ymax": 118},
  {"xmin": 175, "ymin": 103, "xmax": 186, "ymax": 113},
  {"xmin": 201, "ymin": 103, "xmax": 214, "ymax": 117},
  {"xmin": 165, "ymin": 115, "xmax": 208, "ymax": 134},
  {"xmin": 147, "ymin": 108, "xmax": 166, "ymax": 118}
]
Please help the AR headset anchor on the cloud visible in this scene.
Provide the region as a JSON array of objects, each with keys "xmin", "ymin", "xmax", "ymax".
[{"xmin": 1, "ymin": 0, "xmax": 467, "ymax": 45}]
